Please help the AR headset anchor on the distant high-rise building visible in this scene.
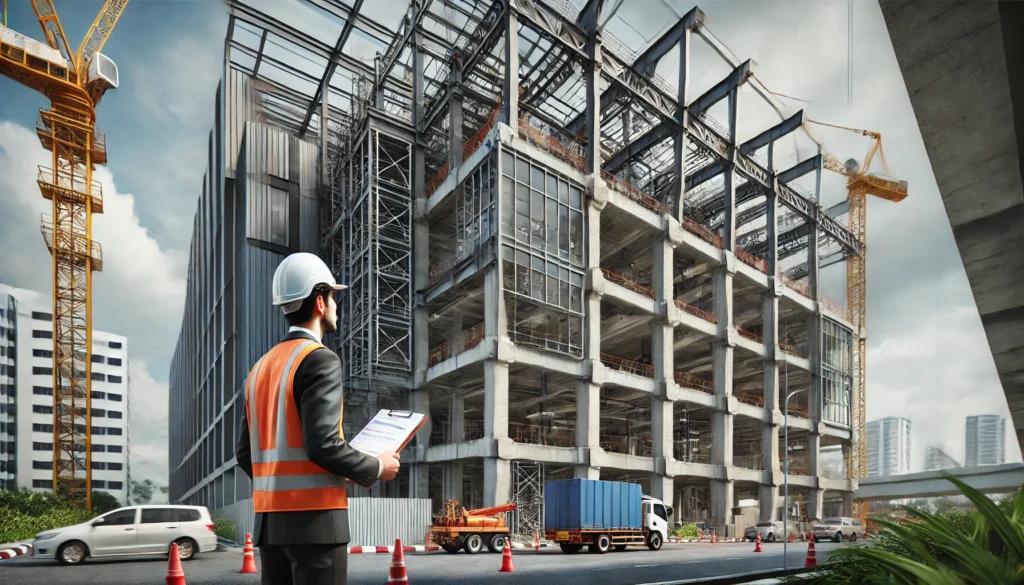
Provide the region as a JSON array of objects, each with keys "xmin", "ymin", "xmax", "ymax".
[
  {"xmin": 866, "ymin": 417, "xmax": 912, "ymax": 477},
  {"xmin": 925, "ymin": 446, "xmax": 960, "ymax": 471},
  {"xmin": 965, "ymin": 415, "xmax": 1005, "ymax": 467},
  {"xmin": 0, "ymin": 284, "xmax": 131, "ymax": 503}
]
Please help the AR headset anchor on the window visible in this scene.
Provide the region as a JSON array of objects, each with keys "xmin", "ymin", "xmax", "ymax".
[
  {"xmin": 93, "ymin": 444, "xmax": 106, "ymax": 452},
  {"xmin": 107, "ymin": 376, "xmax": 122, "ymax": 384},
  {"xmin": 91, "ymin": 372, "xmax": 105, "ymax": 382},
  {"xmin": 108, "ymin": 481, "xmax": 123, "ymax": 490},
  {"xmin": 107, "ymin": 357, "xmax": 122, "ymax": 367},
  {"xmin": 32, "ymin": 442, "xmax": 52, "ymax": 450},
  {"xmin": 108, "ymin": 462, "xmax": 122, "ymax": 471},
  {"xmin": 92, "ymin": 391, "xmax": 106, "ymax": 400},
  {"xmin": 91, "ymin": 426, "xmax": 105, "ymax": 435},
  {"xmin": 108, "ymin": 341, "xmax": 122, "ymax": 349},
  {"xmin": 91, "ymin": 354, "xmax": 105, "ymax": 364},
  {"xmin": 653, "ymin": 504, "xmax": 668, "ymax": 522},
  {"xmin": 93, "ymin": 409, "xmax": 106, "ymax": 418},
  {"xmin": 107, "ymin": 445, "xmax": 122, "ymax": 453},
  {"xmin": 32, "ymin": 479, "xmax": 49, "ymax": 488},
  {"xmin": 32, "ymin": 405, "xmax": 53, "ymax": 414},
  {"xmin": 107, "ymin": 393, "xmax": 122, "ymax": 401},
  {"xmin": 32, "ymin": 367, "xmax": 52, "ymax": 376},
  {"xmin": 33, "ymin": 386, "xmax": 52, "ymax": 396},
  {"xmin": 33, "ymin": 460, "xmax": 52, "ymax": 470},
  {"xmin": 32, "ymin": 330, "xmax": 52, "ymax": 339},
  {"xmin": 108, "ymin": 411, "xmax": 122, "ymax": 419},
  {"xmin": 32, "ymin": 349, "xmax": 53, "ymax": 358},
  {"xmin": 141, "ymin": 508, "xmax": 175, "ymax": 524},
  {"xmin": 100, "ymin": 509, "xmax": 136, "ymax": 526},
  {"xmin": 268, "ymin": 186, "xmax": 290, "ymax": 246},
  {"xmin": 107, "ymin": 427, "xmax": 122, "ymax": 436},
  {"xmin": 174, "ymin": 509, "xmax": 201, "ymax": 522},
  {"xmin": 93, "ymin": 480, "xmax": 106, "ymax": 488},
  {"xmin": 31, "ymin": 311, "xmax": 52, "ymax": 321},
  {"xmin": 92, "ymin": 461, "xmax": 107, "ymax": 470},
  {"xmin": 32, "ymin": 423, "xmax": 53, "ymax": 433}
]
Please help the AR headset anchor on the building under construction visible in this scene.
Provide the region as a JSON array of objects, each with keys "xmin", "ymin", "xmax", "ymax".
[{"xmin": 170, "ymin": 0, "xmax": 865, "ymax": 539}]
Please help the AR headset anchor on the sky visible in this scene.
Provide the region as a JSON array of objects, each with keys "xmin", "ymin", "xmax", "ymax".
[{"xmin": 0, "ymin": 0, "xmax": 1019, "ymax": 498}]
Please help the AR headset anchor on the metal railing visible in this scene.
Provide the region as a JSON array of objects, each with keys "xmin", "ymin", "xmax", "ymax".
[
  {"xmin": 429, "ymin": 243, "xmax": 476, "ymax": 284},
  {"xmin": 734, "ymin": 391, "xmax": 765, "ymax": 407},
  {"xmin": 736, "ymin": 327, "xmax": 763, "ymax": 344},
  {"xmin": 734, "ymin": 454, "xmax": 765, "ymax": 471},
  {"xmin": 735, "ymin": 246, "xmax": 768, "ymax": 274},
  {"xmin": 674, "ymin": 372, "xmax": 713, "ymax": 393},
  {"xmin": 780, "ymin": 274, "xmax": 809, "ymax": 298},
  {"xmin": 518, "ymin": 115, "xmax": 587, "ymax": 173},
  {"xmin": 675, "ymin": 300, "xmax": 717, "ymax": 324},
  {"xmin": 508, "ymin": 328, "xmax": 582, "ymax": 358},
  {"xmin": 425, "ymin": 106, "xmax": 501, "ymax": 197},
  {"xmin": 509, "ymin": 423, "xmax": 575, "ymax": 448},
  {"xmin": 600, "ymin": 352, "xmax": 655, "ymax": 379},
  {"xmin": 600, "ymin": 268, "xmax": 654, "ymax": 299},
  {"xmin": 601, "ymin": 170, "xmax": 670, "ymax": 215},
  {"xmin": 428, "ymin": 323, "xmax": 485, "ymax": 367},
  {"xmin": 600, "ymin": 434, "xmax": 652, "ymax": 457},
  {"xmin": 681, "ymin": 217, "xmax": 723, "ymax": 248},
  {"xmin": 779, "ymin": 341, "xmax": 808, "ymax": 359}
]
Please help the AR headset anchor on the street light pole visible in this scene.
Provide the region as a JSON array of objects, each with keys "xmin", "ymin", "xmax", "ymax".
[{"xmin": 783, "ymin": 386, "xmax": 807, "ymax": 575}]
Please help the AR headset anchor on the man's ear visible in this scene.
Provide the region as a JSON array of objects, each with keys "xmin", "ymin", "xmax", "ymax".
[{"xmin": 315, "ymin": 294, "xmax": 328, "ymax": 315}]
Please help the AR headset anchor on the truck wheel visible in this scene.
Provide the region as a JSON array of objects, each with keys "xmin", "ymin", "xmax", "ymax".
[
  {"xmin": 590, "ymin": 534, "xmax": 611, "ymax": 554},
  {"xmin": 614, "ymin": 544, "xmax": 627, "ymax": 551},
  {"xmin": 442, "ymin": 543, "xmax": 461, "ymax": 554},
  {"xmin": 486, "ymin": 534, "xmax": 504, "ymax": 553},
  {"xmin": 560, "ymin": 543, "xmax": 582, "ymax": 554},
  {"xmin": 646, "ymin": 532, "xmax": 662, "ymax": 551},
  {"xmin": 463, "ymin": 533, "xmax": 484, "ymax": 554},
  {"xmin": 767, "ymin": 532, "xmax": 775, "ymax": 543}
]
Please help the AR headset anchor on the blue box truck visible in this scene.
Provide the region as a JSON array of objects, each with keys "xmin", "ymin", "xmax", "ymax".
[{"xmin": 543, "ymin": 479, "xmax": 673, "ymax": 553}]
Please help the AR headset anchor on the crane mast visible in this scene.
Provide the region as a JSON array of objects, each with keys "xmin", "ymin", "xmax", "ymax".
[{"xmin": 0, "ymin": 0, "xmax": 128, "ymax": 510}]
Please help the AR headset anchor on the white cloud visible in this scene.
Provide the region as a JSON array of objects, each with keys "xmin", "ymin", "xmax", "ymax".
[{"xmin": 0, "ymin": 121, "xmax": 187, "ymax": 487}]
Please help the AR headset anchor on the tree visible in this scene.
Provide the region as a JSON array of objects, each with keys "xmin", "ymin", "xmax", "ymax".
[
  {"xmin": 90, "ymin": 491, "xmax": 122, "ymax": 514},
  {"xmin": 129, "ymin": 479, "xmax": 166, "ymax": 504}
]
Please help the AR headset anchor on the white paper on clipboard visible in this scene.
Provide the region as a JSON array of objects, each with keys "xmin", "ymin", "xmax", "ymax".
[{"xmin": 349, "ymin": 409, "xmax": 428, "ymax": 457}]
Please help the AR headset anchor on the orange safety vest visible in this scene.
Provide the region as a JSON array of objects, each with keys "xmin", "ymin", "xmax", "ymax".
[{"xmin": 244, "ymin": 338, "xmax": 349, "ymax": 513}]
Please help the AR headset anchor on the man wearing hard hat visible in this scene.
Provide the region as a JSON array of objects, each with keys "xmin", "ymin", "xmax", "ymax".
[{"xmin": 235, "ymin": 252, "xmax": 401, "ymax": 585}]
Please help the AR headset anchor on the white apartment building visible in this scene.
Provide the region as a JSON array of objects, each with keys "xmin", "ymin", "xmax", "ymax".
[
  {"xmin": 965, "ymin": 415, "xmax": 1006, "ymax": 467},
  {"xmin": 866, "ymin": 417, "xmax": 912, "ymax": 478},
  {"xmin": 0, "ymin": 284, "xmax": 131, "ymax": 504},
  {"xmin": 924, "ymin": 446, "xmax": 960, "ymax": 471}
]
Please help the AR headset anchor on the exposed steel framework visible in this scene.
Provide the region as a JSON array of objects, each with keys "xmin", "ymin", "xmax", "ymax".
[{"xmin": 0, "ymin": 0, "xmax": 129, "ymax": 510}]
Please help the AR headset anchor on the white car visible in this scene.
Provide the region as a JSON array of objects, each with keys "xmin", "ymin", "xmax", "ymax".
[{"xmin": 31, "ymin": 504, "xmax": 218, "ymax": 564}]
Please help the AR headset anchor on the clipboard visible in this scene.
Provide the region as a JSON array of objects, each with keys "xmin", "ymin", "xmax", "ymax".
[{"xmin": 349, "ymin": 409, "xmax": 429, "ymax": 457}]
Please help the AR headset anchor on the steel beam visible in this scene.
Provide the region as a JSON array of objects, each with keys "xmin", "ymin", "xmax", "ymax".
[
  {"xmin": 689, "ymin": 60, "xmax": 751, "ymax": 119},
  {"xmin": 298, "ymin": 0, "xmax": 364, "ymax": 137},
  {"xmin": 631, "ymin": 8, "xmax": 704, "ymax": 75},
  {"xmin": 777, "ymin": 155, "xmax": 823, "ymax": 184},
  {"xmin": 739, "ymin": 110, "xmax": 805, "ymax": 156}
]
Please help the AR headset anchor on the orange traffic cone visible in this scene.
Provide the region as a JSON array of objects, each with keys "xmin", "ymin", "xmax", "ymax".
[
  {"xmin": 753, "ymin": 531, "xmax": 763, "ymax": 553},
  {"xmin": 805, "ymin": 532, "xmax": 817, "ymax": 568},
  {"xmin": 166, "ymin": 542, "xmax": 186, "ymax": 585},
  {"xmin": 697, "ymin": 530, "xmax": 703, "ymax": 543},
  {"xmin": 239, "ymin": 533, "xmax": 257, "ymax": 574},
  {"xmin": 498, "ymin": 537, "xmax": 515, "ymax": 572},
  {"xmin": 534, "ymin": 531, "xmax": 540, "ymax": 550},
  {"xmin": 387, "ymin": 538, "xmax": 408, "ymax": 584},
  {"xmin": 787, "ymin": 534, "xmax": 794, "ymax": 543}
]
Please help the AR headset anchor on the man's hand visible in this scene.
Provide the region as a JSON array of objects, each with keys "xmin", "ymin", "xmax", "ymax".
[{"xmin": 378, "ymin": 451, "xmax": 401, "ymax": 481}]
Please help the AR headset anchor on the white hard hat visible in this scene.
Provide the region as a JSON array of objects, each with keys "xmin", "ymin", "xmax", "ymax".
[{"xmin": 272, "ymin": 252, "xmax": 347, "ymax": 314}]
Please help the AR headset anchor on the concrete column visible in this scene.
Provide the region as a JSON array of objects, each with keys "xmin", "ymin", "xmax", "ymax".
[
  {"xmin": 411, "ymin": 3, "xmax": 425, "ymax": 131},
  {"xmin": 448, "ymin": 58, "xmax": 464, "ymax": 169},
  {"xmin": 484, "ymin": 457, "xmax": 511, "ymax": 507},
  {"xmin": 758, "ymin": 484, "xmax": 780, "ymax": 522},
  {"xmin": 842, "ymin": 490, "xmax": 854, "ymax": 517},
  {"xmin": 502, "ymin": 11, "xmax": 519, "ymax": 126},
  {"xmin": 443, "ymin": 461, "xmax": 464, "ymax": 502},
  {"xmin": 484, "ymin": 265, "xmax": 507, "ymax": 340},
  {"xmin": 651, "ymin": 396, "xmax": 674, "ymax": 494},
  {"xmin": 575, "ymin": 380, "xmax": 601, "ymax": 480},
  {"xmin": 651, "ymin": 475, "xmax": 675, "ymax": 510},
  {"xmin": 807, "ymin": 487, "xmax": 824, "ymax": 520},
  {"xmin": 710, "ymin": 479, "xmax": 734, "ymax": 530},
  {"xmin": 652, "ymin": 239, "xmax": 675, "ymax": 484},
  {"xmin": 484, "ymin": 360, "xmax": 509, "ymax": 439},
  {"xmin": 451, "ymin": 389, "xmax": 465, "ymax": 443},
  {"xmin": 584, "ymin": 200, "xmax": 602, "ymax": 362},
  {"xmin": 807, "ymin": 144, "xmax": 823, "ymax": 302},
  {"xmin": 721, "ymin": 88, "xmax": 740, "ymax": 252},
  {"xmin": 410, "ymin": 388, "xmax": 431, "ymax": 498},
  {"xmin": 711, "ymin": 344, "xmax": 733, "ymax": 467}
]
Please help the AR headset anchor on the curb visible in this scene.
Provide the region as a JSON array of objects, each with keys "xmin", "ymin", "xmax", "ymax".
[
  {"xmin": 347, "ymin": 542, "xmax": 554, "ymax": 554},
  {"xmin": 668, "ymin": 538, "xmax": 745, "ymax": 543},
  {"xmin": 0, "ymin": 543, "xmax": 32, "ymax": 561}
]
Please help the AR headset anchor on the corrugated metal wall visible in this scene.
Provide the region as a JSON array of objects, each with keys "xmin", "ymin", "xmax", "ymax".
[{"xmin": 215, "ymin": 498, "xmax": 433, "ymax": 546}]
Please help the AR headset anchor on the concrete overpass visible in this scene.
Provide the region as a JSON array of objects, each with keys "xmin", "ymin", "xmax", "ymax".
[
  {"xmin": 855, "ymin": 462, "xmax": 1024, "ymax": 501},
  {"xmin": 879, "ymin": 1, "xmax": 1024, "ymax": 455}
]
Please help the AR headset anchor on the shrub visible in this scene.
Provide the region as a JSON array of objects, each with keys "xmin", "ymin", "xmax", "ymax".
[
  {"xmin": 213, "ymin": 517, "xmax": 238, "ymax": 541},
  {"xmin": 786, "ymin": 476, "xmax": 1024, "ymax": 584},
  {"xmin": 671, "ymin": 523, "xmax": 700, "ymax": 540},
  {"xmin": 0, "ymin": 489, "xmax": 95, "ymax": 543}
]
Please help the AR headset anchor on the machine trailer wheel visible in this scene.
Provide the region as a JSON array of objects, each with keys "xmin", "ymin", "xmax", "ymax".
[
  {"xmin": 647, "ymin": 532, "xmax": 662, "ymax": 551},
  {"xmin": 487, "ymin": 534, "xmax": 504, "ymax": 553},
  {"xmin": 589, "ymin": 534, "xmax": 612, "ymax": 554},
  {"xmin": 463, "ymin": 533, "xmax": 484, "ymax": 554}
]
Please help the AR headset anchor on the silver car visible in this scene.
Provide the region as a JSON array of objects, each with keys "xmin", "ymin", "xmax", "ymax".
[
  {"xmin": 812, "ymin": 517, "xmax": 866, "ymax": 543},
  {"xmin": 744, "ymin": 521, "xmax": 783, "ymax": 542}
]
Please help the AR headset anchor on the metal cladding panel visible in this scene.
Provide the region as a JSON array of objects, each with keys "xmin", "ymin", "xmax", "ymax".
[
  {"xmin": 225, "ymin": 68, "xmax": 255, "ymax": 177},
  {"xmin": 241, "ymin": 246, "xmax": 290, "ymax": 368},
  {"xmin": 544, "ymin": 479, "xmax": 641, "ymax": 531},
  {"xmin": 347, "ymin": 498, "xmax": 434, "ymax": 547}
]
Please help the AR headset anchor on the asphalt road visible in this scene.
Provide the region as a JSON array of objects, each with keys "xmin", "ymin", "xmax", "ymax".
[{"xmin": 0, "ymin": 541, "xmax": 843, "ymax": 585}]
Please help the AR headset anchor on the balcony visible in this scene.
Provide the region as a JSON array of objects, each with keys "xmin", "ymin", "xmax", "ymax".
[
  {"xmin": 736, "ymin": 327, "xmax": 763, "ymax": 344},
  {"xmin": 40, "ymin": 214, "xmax": 103, "ymax": 272},
  {"xmin": 674, "ymin": 372, "xmax": 713, "ymax": 393},
  {"xmin": 675, "ymin": 300, "xmax": 717, "ymax": 324},
  {"xmin": 601, "ymin": 170, "xmax": 670, "ymax": 216},
  {"xmin": 509, "ymin": 422, "xmax": 575, "ymax": 448},
  {"xmin": 37, "ymin": 166, "xmax": 104, "ymax": 214},
  {"xmin": 600, "ymin": 352, "xmax": 655, "ymax": 379},
  {"xmin": 428, "ymin": 323, "xmax": 485, "ymax": 367},
  {"xmin": 601, "ymin": 268, "xmax": 654, "ymax": 299}
]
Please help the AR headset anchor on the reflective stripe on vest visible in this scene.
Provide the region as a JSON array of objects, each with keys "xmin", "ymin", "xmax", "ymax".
[{"xmin": 244, "ymin": 338, "xmax": 348, "ymax": 513}]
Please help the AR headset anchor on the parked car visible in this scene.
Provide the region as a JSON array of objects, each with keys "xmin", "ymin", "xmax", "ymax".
[
  {"xmin": 31, "ymin": 505, "xmax": 218, "ymax": 564},
  {"xmin": 744, "ymin": 521, "xmax": 784, "ymax": 542},
  {"xmin": 811, "ymin": 517, "xmax": 866, "ymax": 542}
]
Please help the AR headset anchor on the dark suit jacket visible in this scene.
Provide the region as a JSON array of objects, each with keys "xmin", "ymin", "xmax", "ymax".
[{"xmin": 235, "ymin": 330, "xmax": 380, "ymax": 546}]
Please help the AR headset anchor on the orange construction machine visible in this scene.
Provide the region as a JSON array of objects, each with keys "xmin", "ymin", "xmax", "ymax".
[{"xmin": 429, "ymin": 500, "xmax": 517, "ymax": 554}]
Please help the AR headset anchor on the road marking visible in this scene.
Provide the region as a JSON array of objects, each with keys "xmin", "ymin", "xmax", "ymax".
[{"xmin": 634, "ymin": 564, "xmax": 661, "ymax": 568}]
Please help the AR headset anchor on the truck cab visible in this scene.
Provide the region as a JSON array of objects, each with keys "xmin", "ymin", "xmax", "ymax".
[{"xmin": 641, "ymin": 495, "xmax": 672, "ymax": 550}]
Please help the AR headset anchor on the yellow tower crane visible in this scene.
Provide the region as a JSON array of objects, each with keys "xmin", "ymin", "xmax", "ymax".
[
  {"xmin": 0, "ymin": 0, "xmax": 130, "ymax": 511},
  {"xmin": 809, "ymin": 120, "xmax": 908, "ymax": 523}
]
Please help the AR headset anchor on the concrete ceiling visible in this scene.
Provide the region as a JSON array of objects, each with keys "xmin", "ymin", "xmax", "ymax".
[{"xmin": 880, "ymin": 0, "xmax": 1024, "ymax": 453}]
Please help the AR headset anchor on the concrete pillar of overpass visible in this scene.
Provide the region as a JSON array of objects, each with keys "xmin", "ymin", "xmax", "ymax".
[
  {"xmin": 842, "ymin": 490, "xmax": 854, "ymax": 517},
  {"xmin": 807, "ymin": 487, "xmax": 824, "ymax": 521}
]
